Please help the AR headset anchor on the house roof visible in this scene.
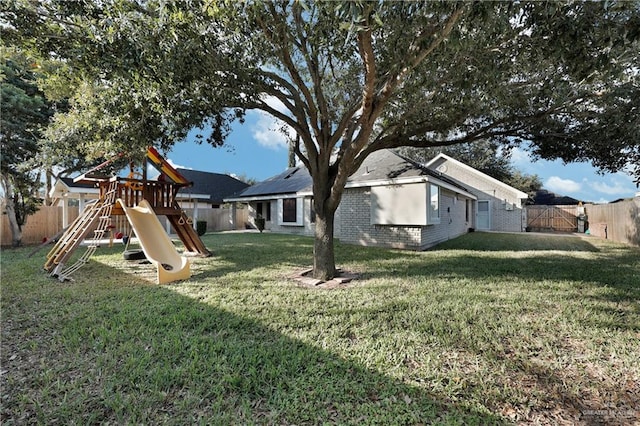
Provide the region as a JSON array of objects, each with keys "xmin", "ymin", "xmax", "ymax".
[
  {"xmin": 48, "ymin": 177, "xmax": 101, "ymax": 199},
  {"xmin": 226, "ymin": 149, "xmax": 476, "ymax": 201},
  {"xmin": 175, "ymin": 169, "xmax": 250, "ymax": 204},
  {"xmin": 60, "ymin": 177, "xmax": 97, "ymax": 190},
  {"xmin": 425, "ymin": 153, "xmax": 529, "ymax": 199},
  {"xmin": 348, "ymin": 149, "xmax": 471, "ymax": 192},
  {"xmin": 233, "ymin": 166, "xmax": 312, "ymax": 198}
]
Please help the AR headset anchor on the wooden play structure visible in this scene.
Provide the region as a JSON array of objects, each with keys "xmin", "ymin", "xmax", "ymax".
[{"xmin": 44, "ymin": 147, "xmax": 210, "ymax": 284}]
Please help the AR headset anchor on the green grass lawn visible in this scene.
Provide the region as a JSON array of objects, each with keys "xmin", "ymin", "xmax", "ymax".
[{"xmin": 2, "ymin": 232, "xmax": 639, "ymax": 425}]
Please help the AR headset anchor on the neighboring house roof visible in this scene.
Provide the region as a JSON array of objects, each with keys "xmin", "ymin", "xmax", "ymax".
[
  {"xmin": 532, "ymin": 189, "xmax": 580, "ymax": 205},
  {"xmin": 226, "ymin": 149, "xmax": 478, "ymax": 201},
  {"xmin": 49, "ymin": 171, "xmax": 236, "ymax": 204},
  {"xmin": 49, "ymin": 177, "xmax": 101, "ymax": 199},
  {"xmin": 176, "ymin": 168, "xmax": 249, "ymax": 204},
  {"xmin": 60, "ymin": 177, "xmax": 97, "ymax": 190},
  {"xmin": 425, "ymin": 153, "xmax": 529, "ymax": 200},
  {"xmin": 233, "ymin": 166, "xmax": 312, "ymax": 198}
]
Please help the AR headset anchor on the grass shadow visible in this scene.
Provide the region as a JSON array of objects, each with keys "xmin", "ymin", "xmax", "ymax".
[
  {"xmin": 189, "ymin": 232, "xmax": 315, "ymax": 281},
  {"xmin": 2, "ymin": 248, "xmax": 506, "ymax": 424}
]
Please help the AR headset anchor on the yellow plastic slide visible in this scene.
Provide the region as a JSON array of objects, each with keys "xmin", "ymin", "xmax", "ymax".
[{"xmin": 117, "ymin": 199, "xmax": 190, "ymax": 284}]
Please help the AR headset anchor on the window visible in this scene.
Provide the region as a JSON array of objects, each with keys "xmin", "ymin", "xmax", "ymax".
[
  {"xmin": 256, "ymin": 202, "xmax": 263, "ymax": 218},
  {"xmin": 278, "ymin": 198, "xmax": 303, "ymax": 226},
  {"xmin": 428, "ymin": 184, "xmax": 440, "ymax": 224},
  {"xmin": 282, "ymin": 198, "xmax": 297, "ymax": 223},
  {"xmin": 265, "ymin": 201, "xmax": 271, "ymax": 221}
]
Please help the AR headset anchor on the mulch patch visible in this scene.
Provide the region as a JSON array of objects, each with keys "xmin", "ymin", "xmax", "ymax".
[{"xmin": 290, "ymin": 268, "xmax": 361, "ymax": 289}]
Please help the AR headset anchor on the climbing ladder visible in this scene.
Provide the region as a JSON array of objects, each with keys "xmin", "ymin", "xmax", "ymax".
[{"xmin": 45, "ymin": 179, "xmax": 119, "ymax": 281}]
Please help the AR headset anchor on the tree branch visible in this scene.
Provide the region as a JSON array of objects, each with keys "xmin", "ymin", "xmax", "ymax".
[
  {"xmin": 292, "ymin": 2, "xmax": 331, "ymax": 149},
  {"xmin": 262, "ymin": 2, "xmax": 322, "ymax": 151}
]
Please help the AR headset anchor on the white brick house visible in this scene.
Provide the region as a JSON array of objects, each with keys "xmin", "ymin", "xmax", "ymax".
[
  {"xmin": 425, "ymin": 154, "xmax": 528, "ymax": 232},
  {"xmin": 226, "ymin": 150, "xmax": 528, "ymax": 250}
]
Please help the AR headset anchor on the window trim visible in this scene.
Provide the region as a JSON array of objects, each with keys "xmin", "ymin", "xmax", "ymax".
[{"xmin": 278, "ymin": 197, "xmax": 304, "ymax": 226}]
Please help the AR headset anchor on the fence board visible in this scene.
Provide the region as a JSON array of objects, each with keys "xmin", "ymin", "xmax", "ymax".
[
  {"xmin": 1, "ymin": 206, "xmax": 79, "ymax": 246},
  {"xmin": 585, "ymin": 198, "xmax": 640, "ymax": 246},
  {"xmin": 181, "ymin": 208, "xmax": 249, "ymax": 232},
  {"xmin": 2, "ymin": 205, "xmax": 248, "ymax": 246},
  {"xmin": 526, "ymin": 205, "xmax": 578, "ymax": 232}
]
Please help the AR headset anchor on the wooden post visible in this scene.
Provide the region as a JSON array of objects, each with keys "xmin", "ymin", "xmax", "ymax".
[{"xmin": 142, "ymin": 157, "xmax": 149, "ymax": 205}]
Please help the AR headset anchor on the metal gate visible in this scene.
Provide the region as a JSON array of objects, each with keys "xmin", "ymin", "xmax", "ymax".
[{"xmin": 526, "ymin": 205, "xmax": 578, "ymax": 232}]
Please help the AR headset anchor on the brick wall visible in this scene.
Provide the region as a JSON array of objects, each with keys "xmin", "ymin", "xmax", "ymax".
[
  {"xmin": 339, "ymin": 187, "xmax": 471, "ymax": 250},
  {"xmin": 420, "ymin": 192, "xmax": 470, "ymax": 248},
  {"xmin": 431, "ymin": 159, "xmax": 525, "ymax": 232}
]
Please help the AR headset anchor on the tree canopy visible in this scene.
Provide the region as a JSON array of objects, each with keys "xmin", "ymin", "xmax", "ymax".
[{"xmin": 3, "ymin": 0, "xmax": 639, "ymax": 276}]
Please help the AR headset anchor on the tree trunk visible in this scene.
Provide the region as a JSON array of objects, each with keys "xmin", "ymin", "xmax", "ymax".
[
  {"xmin": 5, "ymin": 194, "xmax": 23, "ymax": 247},
  {"xmin": 313, "ymin": 206, "xmax": 336, "ymax": 281},
  {"xmin": 309, "ymin": 156, "xmax": 342, "ymax": 281},
  {"xmin": 44, "ymin": 169, "xmax": 54, "ymax": 206}
]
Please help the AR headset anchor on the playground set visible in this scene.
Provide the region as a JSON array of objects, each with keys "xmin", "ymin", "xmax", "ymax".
[{"xmin": 44, "ymin": 147, "xmax": 210, "ymax": 284}]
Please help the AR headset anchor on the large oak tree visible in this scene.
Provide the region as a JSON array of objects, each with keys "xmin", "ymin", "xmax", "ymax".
[{"xmin": 5, "ymin": 0, "xmax": 639, "ymax": 278}]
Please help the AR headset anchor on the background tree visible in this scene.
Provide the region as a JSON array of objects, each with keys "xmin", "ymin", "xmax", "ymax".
[
  {"xmin": 5, "ymin": 1, "xmax": 639, "ymax": 277},
  {"xmin": 3, "ymin": 0, "xmax": 247, "ymax": 170},
  {"xmin": 0, "ymin": 47, "xmax": 51, "ymax": 246}
]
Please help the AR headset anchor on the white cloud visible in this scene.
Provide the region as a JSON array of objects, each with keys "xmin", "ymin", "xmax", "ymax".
[
  {"xmin": 146, "ymin": 158, "xmax": 190, "ymax": 178},
  {"xmin": 247, "ymin": 94, "xmax": 298, "ymax": 151},
  {"xmin": 589, "ymin": 180, "xmax": 633, "ymax": 195},
  {"xmin": 250, "ymin": 110, "xmax": 294, "ymax": 151},
  {"xmin": 508, "ymin": 146, "xmax": 531, "ymax": 167},
  {"xmin": 545, "ymin": 176, "xmax": 582, "ymax": 194},
  {"xmin": 167, "ymin": 158, "xmax": 190, "ymax": 170},
  {"xmin": 260, "ymin": 94, "xmax": 288, "ymax": 114}
]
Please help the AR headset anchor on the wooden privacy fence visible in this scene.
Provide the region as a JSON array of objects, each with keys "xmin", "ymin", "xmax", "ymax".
[
  {"xmin": 526, "ymin": 205, "xmax": 578, "ymax": 232},
  {"xmin": 2, "ymin": 206, "xmax": 249, "ymax": 246},
  {"xmin": 181, "ymin": 208, "xmax": 249, "ymax": 233},
  {"xmin": 585, "ymin": 198, "xmax": 640, "ymax": 246},
  {"xmin": 1, "ymin": 206, "xmax": 79, "ymax": 246}
]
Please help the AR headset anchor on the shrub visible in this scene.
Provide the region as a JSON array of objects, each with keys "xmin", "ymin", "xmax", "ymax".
[{"xmin": 196, "ymin": 220, "xmax": 207, "ymax": 236}]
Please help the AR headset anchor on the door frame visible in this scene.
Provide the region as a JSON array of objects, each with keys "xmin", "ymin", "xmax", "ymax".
[{"xmin": 476, "ymin": 200, "xmax": 491, "ymax": 230}]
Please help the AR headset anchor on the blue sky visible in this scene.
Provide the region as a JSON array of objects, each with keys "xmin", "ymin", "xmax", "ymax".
[{"xmin": 164, "ymin": 111, "xmax": 638, "ymax": 204}]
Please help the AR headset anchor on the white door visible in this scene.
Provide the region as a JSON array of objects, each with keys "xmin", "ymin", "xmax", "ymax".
[{"xmin": 477, "ymin": 200, "xmax": 491, "ymax": 230}]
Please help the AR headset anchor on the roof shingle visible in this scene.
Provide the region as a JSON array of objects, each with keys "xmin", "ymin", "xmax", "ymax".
[{"xmin": 176, "ymin": 169, "xmax": 250, "ymax": 204}]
